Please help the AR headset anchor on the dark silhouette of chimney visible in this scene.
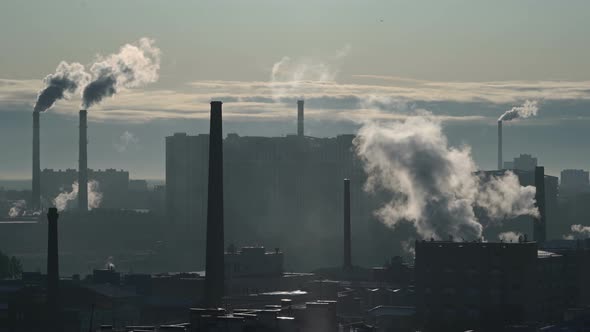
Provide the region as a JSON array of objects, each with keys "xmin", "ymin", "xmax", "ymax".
[
  {"xmin": 47, "ymin": 207, "xmax": 60, "ymax": 331},
  {"xmin": 497, "ymin": 120, "xmax": 502, "ymax": 169},
  {"xmin": 32, "ymin": 111, "xmax": 41, "ymax": 210},
  {"xmin": 78, "ymin": 110, "xmax": 88, "ymax": 211},
  {"xmin": 343, "ymin": 178, "xmax": 352, "ymax": 270},
  {"xmin": 297, "ymin": 100, "xmax": 304, "ymax": 137},
  {"xmin": 534, "ymin": 166, "xmax": 546, "ymax": 244},
  {"xmin": 204, "ymin": 101, "xmax": 224, "ymax": 307}
]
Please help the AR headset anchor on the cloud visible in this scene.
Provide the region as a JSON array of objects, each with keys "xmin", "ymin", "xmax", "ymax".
[{"xmin": 3, "ymin": 74, "xmax": 590, "ymax": 123}]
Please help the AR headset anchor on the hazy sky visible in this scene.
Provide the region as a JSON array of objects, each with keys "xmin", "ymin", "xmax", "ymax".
[{"xmin": 2, "ymin": 0, "xmax": 590, "ymax": 180}]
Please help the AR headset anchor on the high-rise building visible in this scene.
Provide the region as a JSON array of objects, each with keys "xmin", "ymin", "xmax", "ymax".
[{"xmin": 560, "ymin": 169, "xmax": 590, "ymax": 196}]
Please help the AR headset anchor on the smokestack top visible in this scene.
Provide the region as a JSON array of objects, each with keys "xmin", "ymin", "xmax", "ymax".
[
  {"xmin": 297, "ymin": 100, "xmax": 304, "ymax": 105},
  {"xmin": 47, "ymin": 207, "xmax": 58, "ymax": 220},
  {"xmin": 211, "ymin": 101, "xmax": 223, "ymax": 105}
]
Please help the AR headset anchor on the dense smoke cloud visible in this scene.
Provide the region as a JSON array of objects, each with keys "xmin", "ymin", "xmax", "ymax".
[
  {"xmin": 53, "ymin": 181, "xmax": 103, "ymax": 211},
  {"xmin": 563, "ymin": 224, "xmax": 590, "ymax": 240},
  {"xmin": 354, "ymin": 116, "xmax": 538, "ymax": 241},
  {"xmin": 82, "ymin": 38, "xmax": 161, "ymax": 109},
  {"xmin": 34, "ymin": 62, "xmax": 90, "ymax": 113},
  {"xmin": 498, "ymin": 100, "xmax": 539, "ymax": 121}
]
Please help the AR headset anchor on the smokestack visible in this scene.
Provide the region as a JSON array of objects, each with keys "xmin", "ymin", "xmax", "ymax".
[
  {"xmin": 343, "ymin": 178, "xmax": 352, "ymax": 271},
  {"xmin": 32, "ymin": 112, "xmax": 41, "ymax": 210},
  {"xmin": 497, "ymin": 120, "xmax": 503, "ymax": 170},
  {"xmin": 78, "ymin": 110, "xmax": 88, "ymax": 211},
  {"xmin": 204, "ymin": 101, "xmax": 224, "ymax": 307},
  {"xmin": 534, "ymin": 166, "xmax": 546, "ymax": 244},
  {"xmin": 297, "ymin": 100, "xmax": 304, "ymax": 137},
  {"xmin": 46, "ymin": 207, "xmax": 60, "ymax": 331}
]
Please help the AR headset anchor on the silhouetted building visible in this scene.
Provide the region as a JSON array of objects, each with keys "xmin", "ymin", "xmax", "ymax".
[
  {"xmin": 560, "ymin": 169, "xmax": 590, "ymax": 197},
  {"xmin": 415, "ymin": 240, "xmax": 538, "ymax": 332},
  {"xmin": 165, "ymin": 123, "xmax": 372, "ymax": 270},
  {"xmin": 47, "ymin": 208, "xmax": 60, "ymax": 332},
  {"xmin": 504, "ymin": 154, "xmax": 538, "ymax": 172}
]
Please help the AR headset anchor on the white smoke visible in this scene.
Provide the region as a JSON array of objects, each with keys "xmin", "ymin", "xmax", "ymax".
[
  {"xmin": 563, "ymin": 224, "xmax": 590, "ymax": 240},
  {"xmin": 498, "ymin": 100, "xmax": 539, "ymax": 121},
  {"xmin": 498, "ymin": 231, "xmax": 522, "ymax": 243},
  {"xmin": 270, "ymin": 45, "xmax": 350, "ymax": 99},
  {"xmin": 114, "ymin": 131, "xmax": 139, "ymax": 152},
  {"xmin": 8, "ymin": 200, "xmax": 26, "ymax": 217},
  {"xmin": 105, "ymin": 256, "xmax": 116, "ymax": 270},
  {"xmin": 354, "ymin": 116, "xmax": 539, "ymax": 241},
  {"xmin": 82, "ymin": 38, "xmax": 161, "ymax": 108},
  {"xmin": 52, "ymin": 180, "xmax": 103, "ymax": 211}
]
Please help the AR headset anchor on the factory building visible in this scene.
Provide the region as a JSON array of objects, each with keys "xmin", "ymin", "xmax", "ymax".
[{"xmin": 415, "ymin": 240, "xmax": 539, "ymax": 332}]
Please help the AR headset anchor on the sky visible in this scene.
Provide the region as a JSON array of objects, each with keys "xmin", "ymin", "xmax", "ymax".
[{"xmin": 2, "ymin": 0, "xmax": 590, "ymax": 181}]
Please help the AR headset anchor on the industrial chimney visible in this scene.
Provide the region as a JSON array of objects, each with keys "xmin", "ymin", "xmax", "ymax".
[
  {"xmin": 297, "ymin": 100, "xmax": 304, "ymax": 137},
  {"xmin": 343, "ymin": 178, "xmax": 352, "ymax": 271},
  {"xmin": 534, "ymin": 166, "xmax": 546, "ymax": 244},
  {"xmin": 32, "ymin": 111, "xmax": 41, "ymax": 210},
  {"xmin": 204, "ymin": 101, "xmax": 225, "ymax": 307},
  {"xmin": 497, "ymin": 120, "xmax": 503, "ymax": 170},
  {"xmin": 46, "ymin": 207, "xmax": 60, "ymax": 331},
  {"xmin": 78, "ymin": 110, "xmax": 88, "ymax": 211}
]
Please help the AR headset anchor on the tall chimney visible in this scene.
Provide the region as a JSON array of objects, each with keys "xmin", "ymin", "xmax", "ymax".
[
  {"xmin": 78, "ymin": 110, "xmax": 88, "ymax": 211},
  {"xmin": 534, "ymin": 166, "xmax": 546, "ymax": 244},
  {"xmin": 297, "ymin": 100, "xmax": 304, "ymax": 137},
  {"xmin": 47, "ymin": 207, "xmax": 60, "ymax": 331},
  {"xmin": 343, "ymin": 178, "xmax": 352, "ymax": 270},
  {"xmin": 204, "ymin": 101, "xmax": 224, "ymax": 307},
  {"xmin": 497, "ymin": 120, "xmax": 503, "ymax": 169},
  {"xmin": 32, "ymin": 111, "xmax": 41, "ymax": 210}
]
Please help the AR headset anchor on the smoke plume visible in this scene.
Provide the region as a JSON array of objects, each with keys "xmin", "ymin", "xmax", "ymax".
[
  {"xmin": 270, "ymin": 45, "xmax": 350, "ymax": 99},
  {"xmin": 498, "ymin": 231, "xmax": 522, "ymax": 243},
  {"xmin": 34, "ymin": 61, "xmax": 90, "ymax": 113},
  {"xmin": 8, "ymin": 200, "xmax": 26, "ymax": 217},
  {"xmin": 498, "ymin": 100, "xmax": 539, "ymax": 121},
  {"xmin": 563, "ymin": 224, "xmax": 590, "ymax": 240},
  {"xmin": 53, "ymin": 180, "xmax": 103, "ymax": 211},
  {"xmin": 82, "ymin": 38, "xmax": 161, "ymax": 109},
  {"xmin": 354, "ymin": 116, "xmax": 538, "ymax": 241}
]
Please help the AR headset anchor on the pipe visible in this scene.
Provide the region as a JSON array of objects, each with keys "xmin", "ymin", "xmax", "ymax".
[
  {"xmin": 534, "ymin": 166, "xmax": 546, "ymax": 244},
  {"xmin": 47, "ymin": 207, "xmax": 60, "ymax": 331}
]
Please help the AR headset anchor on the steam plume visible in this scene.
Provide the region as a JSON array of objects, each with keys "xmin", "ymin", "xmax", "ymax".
[
  {"xmin": 563, "ymin": 224, "xmax": 590, "ymax": 240},
  {"xmin": 498, "ymin": 231, "xmax": 522, "ymax": 242},
  {"xmin": 34, "ymin": 61, "xmax": 90, "ymax": 113},
  {"xmin": 498, "ymin": 100, "xmax": 539, "ymax": 121},
  {"xmin": 53, "ymin": 180, "xmax": 103, "ymax": 211},
  {"xmin": 8, "ymin": 200, "xmax": 26, "ymax": 217},
  {"xmin": 354, "ymin": 116, "xmax": 538, "ymax": 241},
  {"xmin": 82, "ymin": 38, "xmax": 161, "ymax": 109}
]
